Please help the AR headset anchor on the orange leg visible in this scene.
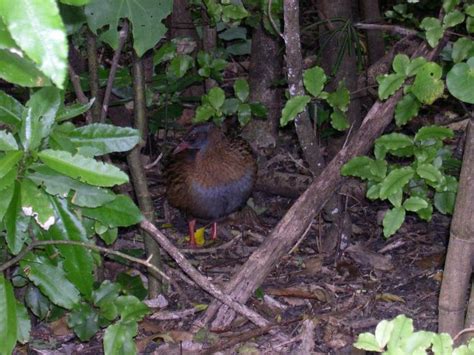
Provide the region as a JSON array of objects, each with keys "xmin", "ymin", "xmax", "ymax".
[
  {"xmin": 188, "ymin": 219, "xmax": 197, "ymax": 247},
  {"xmin": 211, "ymin": 222, "xmax": 218, "ymax": 240}
]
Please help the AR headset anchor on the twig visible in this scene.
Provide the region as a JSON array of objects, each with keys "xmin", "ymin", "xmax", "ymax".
[
  {"xmin": 144, "ymin": 152, "xmax": 163, "ymax": 170},
  {"xmin": 288, "ymin": 220, "xmax": 314, "ymax": 254},
  {"xmin": 353, "ymin": 23, "xmax": 418, "ymax": 36},
  {"xmin": 268, "ymin": 0, "xmax": 284, "ymax": 40},
  {"xmin": 100, "ymin": 21, "xmax": 129, "ymax": 123},
  {"xmin": 180, "ymin": 232, "xmax": 242, "ymax": 254},
  {"xmin": 68, "ymin": 65, "xmax": 92, "ymax": 123},
  {"xmin": 139, "ymin": 219, "xmax": 270, "ymax": 327}
]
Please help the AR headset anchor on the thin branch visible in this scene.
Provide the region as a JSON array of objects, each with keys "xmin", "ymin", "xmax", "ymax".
[
  {"xmin": 353, "ymin": 23, "xmax": 418, "ymax": 36},
  {"xmin": 100, "ymin": 21, "xmax": 129, "ymax": 123},
  {"xmin": 68, "ymin": 65, "xmax": 92, "ymax": 123}
]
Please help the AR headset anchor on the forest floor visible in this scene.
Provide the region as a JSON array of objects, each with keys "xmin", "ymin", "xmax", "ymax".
[{"xmin": 23, "ymin": 129, "xmax": 453, "ymax": 355}]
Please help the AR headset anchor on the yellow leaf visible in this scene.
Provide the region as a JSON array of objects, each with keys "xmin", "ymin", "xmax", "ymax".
[{"xmin": 188, "ymin": 227, "xmax": 206, "ymax": 246}]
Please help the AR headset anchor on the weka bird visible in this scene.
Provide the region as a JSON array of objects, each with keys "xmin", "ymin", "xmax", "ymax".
[{"xmin": 166, "ymin": 123, "xmax": 257, "ymax": 246}]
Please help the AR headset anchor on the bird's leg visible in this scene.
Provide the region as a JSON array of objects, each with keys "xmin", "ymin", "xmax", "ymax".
[
  {"xmin": 188, "ymin": 219, "xmax": 197, "ymax": 246},
  {"xmin": 211, "ymin": 222, "xmax": 218, "ymax": 240}
]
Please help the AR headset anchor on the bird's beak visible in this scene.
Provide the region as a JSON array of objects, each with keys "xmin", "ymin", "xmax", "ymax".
[{"xmin": 172, "ymin": 142, "xmax": 190, "ymax": 155}]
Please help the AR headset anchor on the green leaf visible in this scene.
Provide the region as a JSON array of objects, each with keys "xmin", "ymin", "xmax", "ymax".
[
  {"xmin": 0, "ymin": 91, "xmax": 23, "ymax": 128},
  {"xmin": 85, "ymin": 0, "xmax": 172, "ymax": 57},
  {"xmin": 56, "ymin": 99, "xmax": 95, "ymax": 122},
  {"xmin": 375, "ymin": 319, "xmax": 394, "ymax": 349},
  {"xmin": 411, "ymin": 62, "xmax": 444, "ymax": 105},
  {"xmin": 416, "ymin": 203, "xmax": 433, "ymax": 221},
  {"xmin": 379, "ymin": 167, "xmax": 414, "ymax": 199},
  {"xmin": 68, "ymin": 303, "xmax": 99, "ymax": 341},
  {"xmin": 327, "ymin": 82, "xmax": 350, "ymax": 111},
  {"xmin": 451, "ymin": 38, "xmax": 474, "ymax": 63},
  {"xmin": 416, "ymin": 164, "xmax": 445, "ymax": 184},
  {"xmin": 4, "ymin": 181, "xmax": 29, "ymax": 254},
  {"xmin": 0, "ymin": 49, "xmax": 51, "ymax": 87},
  {"xmin": 194, "ymin": 104, "xmax": 216, "ymax": 123},
  {"xmin": 434, "ymin": 191, "xmax": 456, "ymax": 214},
  {"xmin": 167, "ymin": 54, "xmax": 193, "ymax": 79},
  {"xmin": 237, "ymin": 103, "xmax": 251, "ymax": 126},
  {"xmin": 98, "ymin": 226, "xmax": 118, "ymax": 245},
  {"xmin": 116, "ymin": 273, "xmax": 147, "ymax": 300},
  {"xmin": 354, "ymin": 333, "xmax": 383, "ymax": 352},
  {"xmin": 222, "ymin": 4, "xmax": 249, "ymax": 21},
  {"xmin": 375, "ymin": 133, "xmax": 414, "ymax": 160},
  {"xmin": 21, "ymin": 179, "xmax": 55, "ymax": 230},
  {"xmin": 0, "ymin": 130, "xmax": 18, "ymax": 151},
  {"xmin": 60, "ymin": 0, "xmax": 91, "ymax": 6},
  {"xmin": 234, "ymin": 78, "xmax": 249, "ymax": 102},
  {"xmin": 406, "ymin": 57, "xmax": 428, "ymax": 76},
  {"xmin": 303, "ymin": 66, "xmax": 327, "ymax": 97},
  {"xmin": 81, "ymin": 195, "xmax": 143, "ymax": 228},
  {"xmin": 0, "ymin": 150, "xmax": 23, "ymax": 179},
  {"xmin": 403, "ymin": 197, "xmax": 429, "ymax": 212},
  {"xmin": 25, "ymin": 285, "xmax": 51, "ymax": 320},
  {"xmin": 402, "ymin": 331, "xmax": 434, "ymax": 353},
  {"xmin": 388, "ymin": 189, "xmax": 403, "ymax": 208},
  {"xmin": 249, "ymin": 103, "xmax": 267, "ymax": 118},
  {"xmin": 48, "ymin": 197, "xmax": 94, "ymax": 298},
  {"xmin": 27, "ymin": 165, "xmax": 79, "ymax": 196},
  {"xmin": 0, "ymin": 166, "xmax": 16, "ymax": 192},
  {"xmin": 0, "ymin": 0, "xmax": 68, "ymax": 87},
  {"xmin": 27, "ymin": 87, "xmax": 61, "ymax": 142},
  {"xmin": 0, "ymin": 275, "xmax": 18, "ymax": 355},
  {"xmin": 115, "ymin": 296, "xmax": 149, "ymax": 322},
  {"xmin": 68, "ymin": 124, "xmax": 140, "ymax": 156},
  {"xmin": 72, "ymin": 184, "xmax": 116, "ymax": 208},
  {"xmin": 366, "ymin": 183, "xmax": 381, "ymax": 200},
  {"xmin": 446, "ymin": 59, "xmax": 474, "ymax": 104},
  {"xmin": 392, "ymin": 54, "xmax": 410, "ymax": 75},
  {"xmin": 93, "ymin": 281, "xmax": 121, "ymax": 320},
  {"xmin": 432, "ymin": 333, "xmax": 453, "ymax": 355},
  {"xmin": 153, "ymin": 42, "xmax": 176, "ymax": 65},
  {"xmin": 383, "ymin": 207, "xmax": 406, "ymax": 237},
  {"xmin": 0, "ymin": 180, "xmax": 15, "ymax": 223},
  {"xmin": 414, "ymin": 126, "xmax": 454, "ymax": 142},
  {"xmin": 207, "ymin": 87, "xmax": 226, "ymax": 110},
  {"xmin": 22, "ymin": 255, "xmax": 81, "ymax": 309},
  {"xmin": 104, "ymin": 321, "xmax": 138, "ymax": 355},
  {"xmin": 420, "ymin": 17, "xmax": 444, "ymax": 47},
  {"xmin": 341, "ymin": 156, "xmax": 375, "ymax": 180},
  {"xmin": 280, "ymin": 95, "xmax": 311, "ymax": 127},
  {"xmin": 330, "ymin": 109, "xmax": 349, "ymax": 131},
  {"xmin": 377, "ymin": 73, "xmax": 405, "ymax": 100},
  {"xmin": 395, "ymin": 94, "xmax": 421, "ymax": 127},
  {"xmin": 387, "ymin": 315, "xmax": 415, "ymax": 352},
  {"xmin": 443, "ymin": 10, "xmax": 465, "ymax": 29},
  {"xmin": 15, "ymin": 301, "xmax": 30, "ymax": 344},
  {"xmin": 38, "ymin": 149, "xmax": 129, "ymax": 187}
]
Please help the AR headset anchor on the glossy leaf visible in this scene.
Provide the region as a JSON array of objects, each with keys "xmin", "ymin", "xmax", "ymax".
[
  {"xmin": 207, "ymin": 87, "xmax": 225, "ymax": 110},
  {"xmin": 153, "ymin": 42, "xmax": 176, "ymax": 65},
  {"xmin": 0, "ymin": 150, "xmax": 22, "ymax": 179},
  {"xmin": 411, "ymin": 62, "xmax": 444, "ymax": 105},
  {"xmin": 327, "ymin": 83, "xmax": 350, "ymax": 111},
  {"xmin": 167, "ymin": 54, "xmax": 193, "ymax": 79},
  {"xmin": 387, "ymin": 315, "xmax": 414, "ymax": 351},
  {"xmin": 21, "ymin": 179, "xmax": 55, "ymax": 230},
  {"xmin": 104, "ymin": 321, "xmax": 138, "ymax": 355},
  {"xmin": 395, "ymin": 94, "xmax": 420, "ymax": 127},
  {"xmin": 234, "ymin": 78, "xmax": 249, "ymax": 102},
  {"xmin": 237, "ymin": 103, "xmax": 251, "ymax": 126},
  {"xmin": 330, "ymin": 109, "xmax": 349, "ymax": 131},
  {"xmin": 72, "ymin": 185, "xmax": 116, "ymax": 208},
  {"xmin": 414, "ymin": 126, "xmax": 454, "ymax": 142},
  {"xmin": 68, "ymin": 303, "xmax": 99, "ymax": 341},
  {"xmin": 406, "ymin": 57, "xmax": 427, "ymax": 77},
  {"xmin": 26, "ymin": 87, "xmax": 61, "ymax": 142},
  {"xmin": 280, "ymin": 95, "xmax": 311, "ymax": 126},
  {"xmin": 375, "ymin": 319, "xmax": 394, "ymax": 349},
  {"xmin": 392, "ymin": 54, "xmax": 410, "ymax": 75},
  {"xmin": 0, "ymin": 0, "xmax": 68, "ymax": 87},
  {"xmin": 56, "ymin": 99, "xmax": 95, "ymax": 122},
  {"xmin": 0, "ymin": 90, "xmax": 23, "ymax": 128},
  {"xmin": 4, "ymin": 181, "xmax": 29, "ymax": 254},
  {"xmin": 0, "ymin": 275, "xmax": 17, "ymax": 355},
  {"xmin": 451, "ymin": 38, "xmax": 474, "ymax": 63},
  {"xmin": 379, "ymin": 167, "xmax": 414, "ymax": 199},
  {"xmin": 416, "ymin": 164, "xmax": 445, "ymax": 184},
  {"xmin": 377, "ymin": 73, "xmax": 405, "ymax": 100},
  {"xmin": 341, "ymin": 156, "xmax": 375, "ymax": 180},
  {"xmin": 446, "ymin": 58, "xmax": 474, "ymax": 104},
  {"xmin": 116, "ymin": 273, "xmax": 147, "ymax": 300},
  {"xmin": 249, "ymin": 102, "xmax": 267, "ymax": 118},
  {"xmin": 375, "ymin": 133, "xmax": 413, "ymax": 159},
  {"xmin": 0, "ymin": 177, "xmax": 15, "ymax": 222},
  {"xmin": 443, "ymin": 10, "xmax": 465, "ymax": 29},
  {"xmin": 434, "ymin": 191, "xmax": 456, "ymax": 214},
  {"xmin": 85, "ymin": 0, "xmax": 172, "ymax": 57},
  {"xmin": 25, "ymin": 285, "xmax": 51, "ymax": 320},
  {"xmin": 383, "ymin": 207, "xmax": 406, "ymax": 237},
  {"xmin": 15, "ymin": 301, "xmax": 30, "ymax": 344},
  {"xmin": 21, "ymin": 255, "xmax": 81, "ymax": 309},
  {"xmin": 403, "ymin": 197, "xmax": 429, "ymax": 212},
  {"xmin": 431, "ymin": 333, "xmax": 454, "ymax": 354},
  {"xmin": 194, "ymin": 104, "xmax": 216, "ymax": 123},
  {"xmin": 420, "ymin": 17, "xmax": 443, "ymax": 47},
  {"xmin": 0, "ymin": 130, "xmax": 18, "ymax": 151},
  {"xmin": 48, "ymin": 197, "xmax": 94, "ymax": 298},
  {"xmin": 303, "ymin": 66, "xmax": 327, "ymax": 97},
  {"xmin": 0, "ymin": 49, "xmax": 51, "ymax": 87},
  {"xmin": 81, "ymin": 195, "xmax": 143, "ymax": 227},
  {"xmin": 68, "ymin": 124, "xmax": 140, "ymax": 156},
  {"xmin": 38, "ymin": 149, "xmax": 129, "ymax": 187}
]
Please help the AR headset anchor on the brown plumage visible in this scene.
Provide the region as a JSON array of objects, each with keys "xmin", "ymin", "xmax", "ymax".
[{"xmin": 166, "ymin": 123, "xmax": 257, "ymax": 246}]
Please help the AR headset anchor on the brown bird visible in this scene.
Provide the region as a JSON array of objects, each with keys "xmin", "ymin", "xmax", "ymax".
[{"xmin": 166, "ymin": 123, "xmax": 257, "ymax": 246}]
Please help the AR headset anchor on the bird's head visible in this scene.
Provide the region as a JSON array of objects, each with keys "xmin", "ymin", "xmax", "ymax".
[{"xmin": 172, "ymin": 123, "xmax": 221, "ymax": 155}]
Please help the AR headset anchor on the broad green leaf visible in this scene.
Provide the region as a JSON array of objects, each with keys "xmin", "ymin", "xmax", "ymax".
[
  {"xmin": 21, "ymin": 179, "xmax": 55, "ymax": 230},
  {"xmin": 81, "ymin": 195, "xmax": 143, "ymax": 227},
  {"xmin": 25, "ymin": 285, "xmax": 51, "ymax": 319},
  {"xmin": 387, "ymin": 315, "xmax": 415, "ymax": 352},
  {"xmin": 443, "ymin": 0, "xmax": 460, "ymax": 13},
  {"xmin": 153, "ymin": 42, "xmax": 176, "ymax": 65},
  {"xmin": 395, "ymin": 94, "xmax": 420, "ymax": 127},
  {"xmin": 104, "ymin": 321, "xmax": 138, "ymax": 355},
  {"xmin": 116, "ymin": 274, "xmax": 147, "ymax": 300},
  {"xmin": 280, "ymin": 95, "xmax": 311, "ymax": 126},
  {"xmin": 0, "ymin": 0, "xmax": 68, "ymax": 87},
  {"xmin": 420, "ymin": 17, "xmax": 443, "ymax": 47},
  {"xmin": 327, "ymin": 83, "xmax": 350, "ymax": 111},
  {"xmin": 72, "ymin": 185, "xmax": 116, "ymax": 208},
  {"xmin": 392, "ymin": 54, "xmax": 410, "ymax": 75},
  {"xmin": 411, "ymin": 62, "xmax": 444, "ymax": 104},
  {"xmin": 69, "ymin": 124, "xmax": 140, "ymax": 156},
  {"xmin": 21, "ymin": 255, "xmax": 81, "ymax": 309},
  {"xmin": 379, "ymin": 167, "xmax": 414, "ymax": 199},
  {"xmin": 0, "ymin": 275, "xmax": 17, "ymax": 355},
  {"xmin": 406, "ymin": 57, "xmax": 428, "ymax": 76},
  {"xmin": 15, "ymin": 301, "xmax": 30, "ymax": 344},
  {"xmin": 0, "ymin": 178, "xmax": 15, "ymax": 222},
  {"xmin": 330, "ymin": 109, "xmax": 349, "ymax": 131},
  {"xmin": 443, "ymin": 10, "xmax": 465, "ymax": 29},
  {"xmin": 377, "ymin": 73, "xmax": 405, "ymax": 100},
  {"xmin": 366, "ymin": 183, "xmax": 382, "ymax": 200},
  {"xmin": 446, "ymin": 59, "xmax": 474, "ymax": 104},
  {"xmin": 194, "ymin": 104, "xmax": 216, "ymax": 123},
  {"xmin": 341, "ymin": 156, "xmax": 375, "ymax": 180},
  {"xmin": 416, "ymin": 164, "xmax": 445, "ymax": 184},
  {"xmin": 402, "ymin": 331, "xmax": 434, "ymax": 353},
  {"xmin": 383, "ymin": 207, "xmax": 406, "ymax": 237},
  {"xmin": 431, "ymin": 333, "xmax": 454, "ymax": 354},
  {"xmin": 417, "ymin": 203, "xmax": 433, "ymax": 221},
  {"xmin": 415, "ymin": 126, "xmax": 454, "ymax": 142},
  {"xmin": 4, "ymin": 181, "xmax": 29, "ymax": 254},
  {"xmin": 0, "ymin": 90, "xmax": 23, "ymax": 128},
  {"xmin": 167, "ymin": 54, "xmax": 193, "ymax": 79},
  {"xmin": 48, "ymin": 197, "xmax": 94, "ymax": 298},
  {"xmin": 0, "ymin": 49, "xmax": 51, "ymax": 87},
  {"xmin": 237, "ymin": 103, "xmax": 251, "ymax": 126},
  {"xmin": 0, "ymin": 130, "xmax": 18, "ymax": 151},
  {"xmin": 434, "ymin": 191, "xmax": 456, "ymax": 214},
  {"xmin": 222, "ymin": 4, "xmax": 249, "ymax": 21},
  {"xmin": 303, "ymin": 66, "xmax": 327, "ymax": 97},
  {"xmin": 0, "ymin": 167, "xmax": 16, "ymax": 192},
  {"xmin": 354, "ymin": 333, "xmax": 383, "ymax": 352},
  {"xmin": 388, "ymin": 188, "xmax": 403, "ymax": 208},
  {"xmin": 234, "ymin": 78, "xmax": 249, "ymax": 102},
  {"xmin": 375, "ymin": 133, "xmax": 413, "ymax": 159},
  {"xmin": 98, "ymin": 226, "xmax": 118, "ymax": 245},
  {"xmin": 0, "ymin": 150, "xmax": 22, "ymax": 179},
  {"xmin": 38, "ymin": 149, "xmax": 129, "ymax": 187},
  {"xmin": 221, "ymin": 98, "xmax": 239, "ymax": 115},
  {"xmin": 0, "ymin": 17, "xmax": 16, "ymax": 49},
  {"xmin": 403, "ymin": 197, "xmax": 429, "ymax": 212},
  {"xmin": 26, "ymin": 87, "xmax": 61, "ymax": 141},
  {"xmin": 20, "ymin": 108, "xmax": 42, "ymax": 152},
  {"xmin": 249, "ymin": 102, "xmax": 267, "ymax": 118},
  {"xmin": 93, "ymin": 281, "xmax": 120, "ymax": 320},
  {"xmin": 27, "ymin": 165, "xmax": 81, "ymax": 196},
  {"xmin": 218, "ymin": 26, "xmax": 247, "ymax": 41},
  {"xmin": 56, "ymin": 99, "xmax": 95, "ymax": 122},
  {"xmin": 115, "ymin": 295, "xmax": 149, "ymax": 322},
  {"xmin": 375, "ymin": 319, "xmax": 394, "ymax": 348},
  {"xmin": 68, "ymin": 303, "xmax": 99, "ymax": 341},
  {"xmin": 85, "ymin": 0, "xmax": 172, "ymax": 57},
  {"xmin": 207, "ymin": 87, "xmax": 226, "ymax": 110},
  {"xmin": 451, "ymin": 38, "xmax": 474, "ymax": 63}
]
